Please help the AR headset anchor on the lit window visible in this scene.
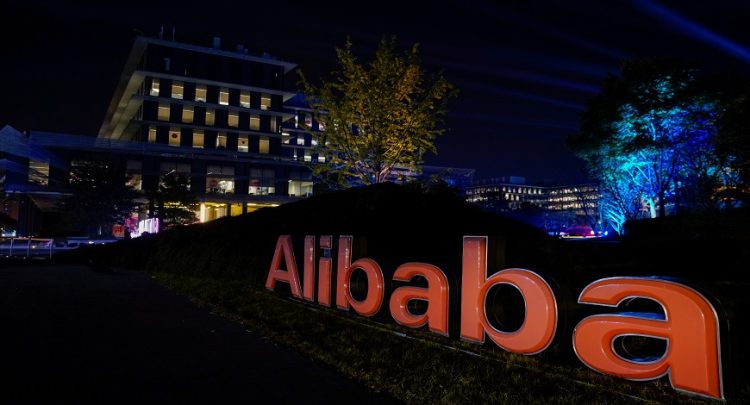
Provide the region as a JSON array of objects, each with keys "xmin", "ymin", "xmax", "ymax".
[
  {"xmin": 148, "ymin": 126, "xmax": 157, "ymax": 143},
  {"xmin": 248, "ymin": 168, "xmax": 275, "ymax": 195},
  {"xmin": 303, "ymin": 149, "xmax": 311, "ymax": 162},
  {"xmin": 168, "ymin": 127, "xmax": 181, "ymax": 147},
  {"xmin": 126, "ymin": 160, "xmax": 142, "ymax": 191},
  {"xmin": 216, "ymin": 133, "xmax": 227, "ymax": 149},
  {"xmin": 150, "ymin": 79, "xmax": 160, "ymax": 96},
  {"xmin": 259, "ymin": 136, "xmax": 269, "ymax": 154},
  {"xmin": 28, "ymin": 160, "xmax": 49, "ymax": 186},
  {"xmin": 296, "ymin": 137, "xmax": 305, "ymax": 146},
  {"xmin": 182, "ymin": 105, "xmax": 194, "ymax": 123},
  {"xmin": 260, "ymin": 94, "xmax": 271, "ymax": 110},
  {"xmin": 281, "ymin": 132, "xmax": 290, "ymax": 144},
  {"xmin": 317, "ymin": 155, "xmax": 325, "ymax": 163},
  {"xmin": 249, "ymin": 114, "xmax": 260, "ymax": 130},
  {"xmin": 240, "ymin": 91, "xmax": 250, "ymax": 108},
  {"xmin": 158, "ymin": 103, "xmax": 170, "ymax": 121},
  {"xmin": 205, "ymin": 108, "xmax": 215, "ymax": 126},
  {"xmin": 171, "ymin": 81, "xmax": 184, "ymax": 99},
  {"xmin": 228, "ymin": 111, "xmax": 239, "ymax": 128},
  {"xmin": 206, "ymin": 165, "xmax": 235, "ymax": 194},
  {"xmin": 305, "ymin": 114, "xmax": 312, "ymax": 128},
  {"xmin": 193, "ymin": 130, "xmax": 204, "ymax": 148},
  {"xmin": 219, "ymin": 87, "xmax": 229, "ymax": 105},
  {"xmin": 311, "ymin": 139, "xmax": 318, "ymax": 146},
  {"xmin": 294, "ymin": 115, "xmax": 299, "ymax": 128},
  {"xmin": 318, "ymin": 120, "xmax": 325, "ymax": 131},
  {"xmin": 195, "ymin": 84, "xmax": 207, "ymax": 102},
  {"xmin": 238, "ymin": 135, "xmax": 249, "ymax": 152},
  {"xmin": 288, "ymin": 180, "xmax": 313, "ymax": 197}
]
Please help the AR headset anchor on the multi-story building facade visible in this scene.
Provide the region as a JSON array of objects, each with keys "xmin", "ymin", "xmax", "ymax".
[
  {"xmin": 2, "ymin": 35, "xmax": 314, "ymax": 236},
  {"xmin": 465, "ymin": 177, "xmax": 600, "ymax": 232}
]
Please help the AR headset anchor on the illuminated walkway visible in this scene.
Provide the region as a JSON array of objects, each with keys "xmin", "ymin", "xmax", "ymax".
[{"xmin": 0, "ymin": 264, "xmax": 396, "ymax": 404}]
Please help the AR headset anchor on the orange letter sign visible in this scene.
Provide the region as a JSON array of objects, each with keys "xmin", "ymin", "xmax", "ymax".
[
  {"xmin": 343, "ymin": 258, "xmax": 385, "ymax": 317},
  {"xmin": 461, "ymin": 236, "xmax": 557, "ymax": 354},
  {"xmin": 390, "ymin": 263, "xmax": 450, "ymax": 336},
  {"xmin": 573, "ymin": 277, "xmax": 723, "ymax": 399},
  {"xmin": 265, "ymin": 235, "xmax": 302, "ymax": 298}
]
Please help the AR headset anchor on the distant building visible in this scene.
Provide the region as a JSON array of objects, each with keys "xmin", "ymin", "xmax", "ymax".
[{"xmin": 465, "ymin": 177, "xmax": 600, "ymax": 232}]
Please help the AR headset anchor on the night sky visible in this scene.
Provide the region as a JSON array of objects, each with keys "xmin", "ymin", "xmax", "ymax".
[{"xmin": 2, "ymin": 0, "xmax": 749, "ymax": 183}]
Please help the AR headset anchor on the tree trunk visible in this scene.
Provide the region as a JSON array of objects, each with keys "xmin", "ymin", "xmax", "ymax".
[{"xmin": 658, "ymin": 191, "xmax": 666, "ymax": 217}]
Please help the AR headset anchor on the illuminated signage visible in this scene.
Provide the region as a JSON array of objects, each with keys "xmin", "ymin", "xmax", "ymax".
[
  {"xmin": 129, "ymin": 218, "xmax": 159, "ymax": 238},
  {"xmin": 266, "ymin": 235, "xmax": 724, "ymax": 400}
]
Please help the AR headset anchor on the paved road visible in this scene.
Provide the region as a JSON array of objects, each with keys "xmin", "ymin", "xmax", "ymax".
[{"xmin": 0, "ymin": 263, "xmax": 397, "ymax": 404}]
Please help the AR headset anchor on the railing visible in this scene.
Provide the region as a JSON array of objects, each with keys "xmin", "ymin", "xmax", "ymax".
[{"xmin": 0, "ymin": 238, "xmax": 80, "ymax": 259}]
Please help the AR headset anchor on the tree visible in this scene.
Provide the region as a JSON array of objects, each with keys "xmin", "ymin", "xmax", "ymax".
[
  {"xmin": 568, "ymin": 59, "xmax": 726, "ymax": 232},
  {"xmin": 714, "ymin": 75, "xmax": 750, "ymax": 206},
  {"xmin": 299, "ymin": 37, "xmax": 457, "ymax": 186},
  {"xmin": 60, "ymin": 160, "xmax": 140, "ymax": 236},
  {"xmin": 151, "ymin": 171, "xmax": 198, "ymax": 229}
]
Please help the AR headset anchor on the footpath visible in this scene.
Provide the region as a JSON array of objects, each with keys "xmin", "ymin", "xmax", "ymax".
[{"xmin": 0, "ymin": 263, "xmax": 396, "ymax": 404}]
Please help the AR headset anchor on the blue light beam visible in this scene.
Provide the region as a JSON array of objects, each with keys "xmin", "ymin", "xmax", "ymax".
[{"xmin": 633, "ymin": 0, "xmax": 750, "ymax": 63}]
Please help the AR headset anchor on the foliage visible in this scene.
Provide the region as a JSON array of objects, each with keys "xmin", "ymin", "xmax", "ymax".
[
  {"xmin": 569, "ymin": 59, "xmax": 732, "ymax": 233},
  {"xmin": 715, "ymin": 75, "xmax": 750, "ymax": 201},
  {"xmin": 59, "ymin": 160, "xmax": 139, "ymax": 236},
  {"xmin": 154, "ymin": 274, "xmax": 715, "ymax": 405},
  {"xmin": 151, "ymin": 171, "xmax": 198, "ymax": 229},
  {"xmin": 299, "ymin": 37, "xmax": 457, "ymax": 187}
]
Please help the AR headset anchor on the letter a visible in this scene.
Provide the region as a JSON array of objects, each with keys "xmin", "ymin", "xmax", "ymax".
[
  {"xmin": 265, "ymin": 235, "xmax": 302, "ymax": 298},
  {"xmin": 573, "ymin": 277, "xmax": 723, "ymax": 399}
]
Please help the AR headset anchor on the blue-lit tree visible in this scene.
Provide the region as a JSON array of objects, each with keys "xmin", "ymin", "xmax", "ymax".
[{"xmin": 569, "ymin": 59, "xmax": 728, "ymax": 233}]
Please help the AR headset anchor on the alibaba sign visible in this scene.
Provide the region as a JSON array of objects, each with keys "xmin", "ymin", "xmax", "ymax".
[{"xmin": 265, "ymin": 235, "xmax": 724, "ymax": 399}]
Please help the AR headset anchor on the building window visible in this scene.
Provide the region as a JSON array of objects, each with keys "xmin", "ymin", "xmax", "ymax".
[
  {"xmin": 168, "ymin": 127, "xmax": 181, "ymax": 146},
  {"xmin": 249, "ymin": 114, "xmax": 260, "ymax": 130},
  {"xmin": 206, "ymin": 165, "xmax": 235, "ymax": 194},
  {"xmin": 28, "ymin": 160, "xmax": 49, "ymax": 186},
  {"xmin": 260, "ymin": 94, "xmax": 271, "ymax": 110},
  {"xmin": 282, "ymin": 132, "xmax": 290, "ymax": 144},
  {"xmin": 228, "ymin": 111, "xmax": 239, "ymax": 128},
  {"xmin": 193, "ymin": 130, "xmax": 204, "ymax": 148},
  {"xmin": 182, "ymin": 105, "xmax": 194, "ymax": 123},
  {"xmin": 216, "ymin": 132, "xmax": 227, "ymax": 149},
  {"xmin": 303, "ymin": 149, "xmax": 312, "ymax": 162},
  {"xmin": 171, "ymin": 81, "xmax": 184, "ymax": 99},
  {"xmin": 317, "ymin": 155, "xmax": 325, "ymax": 163},
  {"xmin": 318, "ymin": 120, "xmax": 325, "ymax": 131},
  {"xmin": 288, "ymin": 180, "xmax": 313, "ymax": 197},
  {"xmin": 195, "ymin": 84, "xmax": 207, "ymax": 102},
  {"xmin": 249, "ymin": 168, "xmax": 275, "ymax": 195},
  {"xmin": 294, "ymin": 115, "xmax": 299, "ymax": 128},
  {"xmin": 206, "ymin": 108, "xmax": 215, "ymax": 126},
  {"xmin": 160, "ymin": 162, "xmax": 191, "ymax": 190},
  {"xmin": 240, "ymin": 91, "xmax": 250, "ymax": 108},
  {"xmin": 125, "ymin": 160, "xmax": 142, "ymax": 191},
  {"xmin": 259, "ymin": 136, "xmax": 269, "ymax": 154},
  {"xmin": 238, "ymin": 135, "xmax": 249, "ymax": 152},
  {"xmin": 296, "ymin": 136, "xmax": 305, "ymax": 146},
  {"xmin": 148, "ymin": 126, "xmax": 157, "ymax": 143},
  {"xmin": 158, "ymin": 103, "xmax": 170, "ymax": 121},
  {"xmin": 150, "ymin": 79, "xmax": 160, "ymax": 96},
  {"xmin": 270, "ymin": 116, "xmax": 277, "ymax": 133},
  {"xmin": 219, "ymin": 87, "xmax": 229, "ymax": 105},
  {"xmin": 305, "ymin": 114, "xmax": 312, "ymax": 128}
]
